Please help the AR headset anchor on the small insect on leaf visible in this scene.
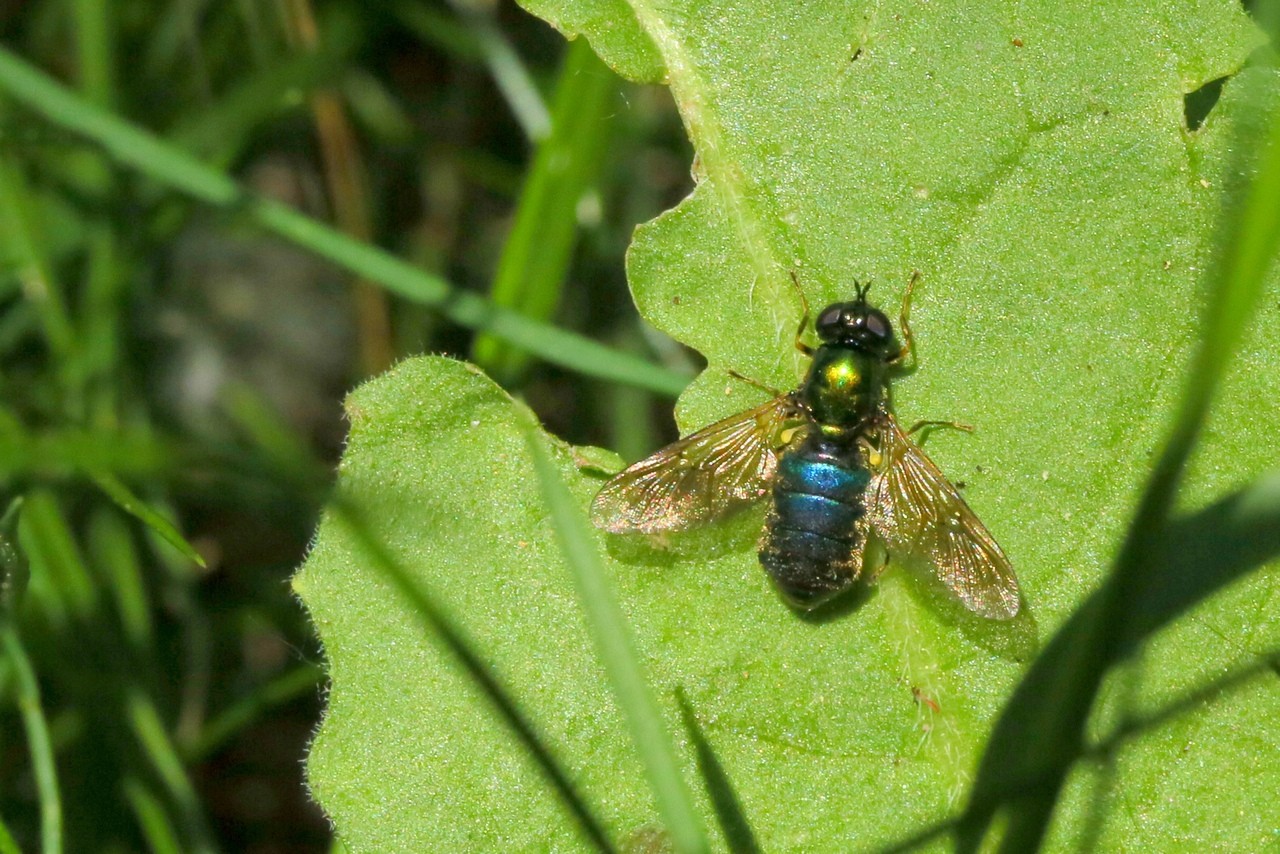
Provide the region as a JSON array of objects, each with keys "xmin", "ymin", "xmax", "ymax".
[{"xmin": 593, "ymin": 274, "xmax": 1022, "ymax": 618}]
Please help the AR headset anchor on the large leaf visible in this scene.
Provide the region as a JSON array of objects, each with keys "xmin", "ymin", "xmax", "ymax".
[{"xmin": 296, "ymin": 1, "xmax": 1280, "ymax": 850}]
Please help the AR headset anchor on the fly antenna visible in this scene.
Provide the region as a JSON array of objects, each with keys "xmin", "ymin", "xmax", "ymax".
[{"xmin": 789, "ymin": 269, "xmax": 814, "ymax": 356}]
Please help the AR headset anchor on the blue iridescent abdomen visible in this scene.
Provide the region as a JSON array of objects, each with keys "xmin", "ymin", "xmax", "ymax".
[{"xmin": 759, "ymin": 436, "xmax": 871, "ymax": 608}]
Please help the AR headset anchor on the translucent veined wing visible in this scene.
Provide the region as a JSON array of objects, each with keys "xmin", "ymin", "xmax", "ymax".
[
  {"xmin": 866, "ymin": 415, "xmax": 1021, "ymax": 619},
  {"xmin": 591, "ymin": 394, "xmax": 801, "ymax": 534}
]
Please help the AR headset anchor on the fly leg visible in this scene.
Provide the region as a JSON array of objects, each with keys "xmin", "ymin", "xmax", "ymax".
[
  {"xmin": 789, "ymin": 270, "xmax": 814, "ymax": 357},
  {"xmin": 890, "ymin": 269, "xmax": 921, "ymax": 371},
  {"xmin": 726, "ymin": 370, "xmax": 783, "ymax": 397},
  {"xmin": 906, "ymin": 419, "xmax": 974, "ymax": 438},
  {"xmin": 906, "ymin": 419, "xmax": 975, "ymax": 448}
]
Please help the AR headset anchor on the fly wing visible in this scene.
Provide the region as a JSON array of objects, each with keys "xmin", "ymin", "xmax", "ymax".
[
  {"xmin": 591, "ymin": 394, "xmax": 801, "ymax": 534},
  {"xmin": 866, "ymin": 415, "xmax": 1021, "ymax": 619}
]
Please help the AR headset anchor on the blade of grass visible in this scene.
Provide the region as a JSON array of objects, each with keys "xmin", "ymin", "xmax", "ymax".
[
  {"xmin": 18, "ymin": 491, "xmax": 97, "ymax": 624},
  {"xmin": 72, "ymin": 0, "xmax": 115, "ymax": 109},
  {"xmin": 184, "ymin": 663, "xmax": 323, "ymax": 762},
  {"xmin": 78, "ymin": 223, "xmax": 124, "ymax": 425},
  {"xmin": 89, "ymin": 470, "xmax": 206, "ymax": 568},
  {"xmin": 0, "ymin": 424, "xmax": 174, "ymax": 482},
  {"xmin": 0, "ymin": 498, "xmax": 26, "ymax": 609},
  {"xmin": 472, "ymin": 38, "xmax": 616, "ymax": 382},
  {"xmin": 141, "ymin": 0, "xmax": 215, "ymax": 83},
  {"xmin": 87, "ymin": 506, "xmax": 155, "ymax": 651},
  {"xmin": 959, "ymin": 80, "xmax": 1280, "ymax": 852},
  {"xmin": 172, "ymin": 600, "xmax": 213, "ymax": 750},
  {"xmin": 1, "ymin": 623, "xmax": 62, "ymax": 854},
  {"xmin": 125, "ymin": 689, "xmax": 216, "ymax": 854},
  {"xmin": 0, "ymin": 148, "xmax": 77, "ymax": 378},
  {"xmin": 441, "ymin": 0, "xmax": 551, "ymax": 140},
  {"xmin": 69, "ymin": 0, "xmax": 120, "ymax": 426},
  {"xmin": 0, "ymin": 816, "xmax": 18, "ymax": 854},
  {"xmin": 284, "ymin": 0, "xmax": 394, "ymax": 375},
  {"xmin": 0, "ymin": 46, "xmax": 688, "ymax": 397},
  {"xmin": 392, "ymin": 1, "xmax": 485, "ymax": 62},
  {"xmin": 607, "ymin": 329, "xmax": 662, "ymax": 463},
  {"xmin": 123, "ymin": 777, "xmax": 184, "ymax": 854},
  {"xmin": 337, "ymin": 69, "xmax": 418, "ymax": 146},
  {"xmin": 166, "ymin": 14, "xmax": 361, "ymax": 167},
  {"xmin": 523, "ymin": 424, "xmax": 710, "ymax": 854}
]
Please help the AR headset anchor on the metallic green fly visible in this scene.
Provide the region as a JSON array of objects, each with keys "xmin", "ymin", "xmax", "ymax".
[{"xmin": 590, "ymin": 273, "xmax": 1021, "ymax": 619}]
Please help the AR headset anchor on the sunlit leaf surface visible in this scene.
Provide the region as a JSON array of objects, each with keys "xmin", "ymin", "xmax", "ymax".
[{"xmin": 297, "ymin": 2, "xmax": 1280, "ymax": 849}]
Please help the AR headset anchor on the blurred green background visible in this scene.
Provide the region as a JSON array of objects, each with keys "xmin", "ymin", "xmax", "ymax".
[{"xmin": 0, "ymin": 1, "xmax": 695, "ymax": 850}]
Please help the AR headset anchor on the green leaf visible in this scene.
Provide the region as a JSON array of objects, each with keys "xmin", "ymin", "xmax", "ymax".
[
  {"xmin": 297, "ymin": 2, "xmax": 1280, "ymax": 850},
  {"xmin": 675, "ymin": 687, "xmax": 761, "ymax": 854},
  {"xmin": 519, "ymin": 0, "xmax": 663, "ymax": 82},
  {"xmin": 524, "ymin": 421, "xmax": 709, "ymax": 852},
  {"xmin": 960, "ymin": 60, "xmax": 1280, "ymax": 852},
  {"xmin": 953, "ymin": 471, "xmax": 1280, "ymax": 853}
]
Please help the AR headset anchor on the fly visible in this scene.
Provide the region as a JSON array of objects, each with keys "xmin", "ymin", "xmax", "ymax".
[{"xmin": 590, "ymin": 273, "xmax": 1021, "ymax": 619}]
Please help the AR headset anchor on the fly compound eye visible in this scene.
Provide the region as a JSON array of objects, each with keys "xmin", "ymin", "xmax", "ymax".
[
  {"xmin": 815, "ymin": 304, "xmax": 846, "ymax": 340},
  {"xmin": 864, "ymin": 309, "xmax": 891, "ymax": 341}
]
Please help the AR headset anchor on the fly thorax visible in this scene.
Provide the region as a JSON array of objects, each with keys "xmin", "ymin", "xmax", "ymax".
[{"xmin": 802, "ymin": 345, "xmax": 884, "ymax": 430}]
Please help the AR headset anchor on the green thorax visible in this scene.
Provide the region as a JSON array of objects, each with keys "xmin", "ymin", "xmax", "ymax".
[{"xmin": 800, "ymin": 344, "xmax": 887, "ymax": 437}]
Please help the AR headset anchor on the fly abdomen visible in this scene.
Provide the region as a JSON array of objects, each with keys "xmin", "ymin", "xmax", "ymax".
[{"xmin": 759, "ymin": 445, "xmax": 871, "ymax": 609}]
